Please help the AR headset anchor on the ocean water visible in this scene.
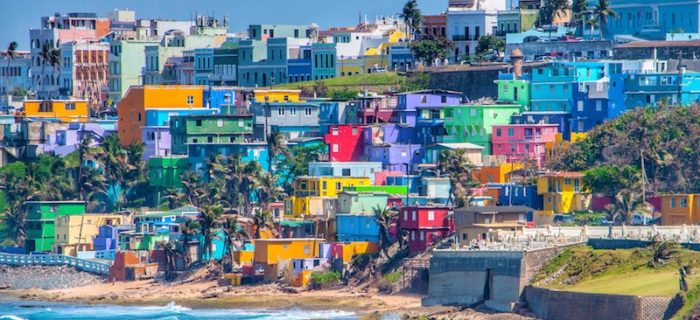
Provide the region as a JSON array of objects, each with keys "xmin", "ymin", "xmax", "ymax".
[{"xmin": 0, "ymin": 299, "xmax": 368, "ymax": 320}]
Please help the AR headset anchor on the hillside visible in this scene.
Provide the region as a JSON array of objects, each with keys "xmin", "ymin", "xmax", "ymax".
[
  {"xmin": 548, "ymin": 105, "xmax": 700, "ymax": 194},
  {"xmin": 533, "ymin": 245, "xmax": 700, "ymax": 297}
]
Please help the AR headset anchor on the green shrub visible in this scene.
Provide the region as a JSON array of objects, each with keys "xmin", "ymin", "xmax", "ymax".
[
  {"xmin": 309, "ymin": 271, "xmax": 340, "ymax": 289},
  {"xmin": 383, "ymin": 271, "xmax": 402, "ymax": 284}
]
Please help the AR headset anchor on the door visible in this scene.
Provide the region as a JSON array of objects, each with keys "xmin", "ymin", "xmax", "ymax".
[{"xmin": 513, "ymin": 87, "xmax": 519, "ymax": 101}]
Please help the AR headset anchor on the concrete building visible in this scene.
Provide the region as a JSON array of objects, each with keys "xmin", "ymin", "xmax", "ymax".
[
  {"xmin": 396, "ymin": 89, "xmax": 465, "ymax": 126},
  {"xmin": 192, "ymin": 46, "xmax": 238, "ymax": 86},
  {"xmin": 537, "ymin": 172, "xmax": 590, "ymax": 214},
  {"xmin": 659, "ymin": 194, "xmax": 700, "ymax": 225},
  {"xmin": 24, "ymin": 201, "xmax": 87, "ymax": 253},
  {"xmin": 624, "ymin": 70, "xmax": 700, "ymax": 108},
  {"xmin": 0, "ymin": 51, "xmax": 31, "ymax": 107},
  {"xmin": 250, "ymin": 98, "xmax": 320, "ymax": 141},
  {"xmin": 454, "ymin": 205, "xmax": 532, "ymax": 242},
  {"xmin": 400, "ymin": 206, "xmax": 453, "ymax": 254},
  {"xmin": 21, "ymin": 99, "xmax": 89, "ymax": 123},
  {"xmin": 59, "ymin": 40, "xmax": 110, "ymax": 113},
  {"xmin": 324, "ymin": 124, "xmax": 366, "ymax": 162},
  {"xmin": 308, "ymin": 161, "xmax": 382, "ymax": 183},
  {"xmin": 30, "ymin": 12, "xmax": 111, "ymax": 99},
  {"xmin": 108, "ymin": 38, "xmax": 159, "ymax": 103},
  {"xmin": 422, "ymin": 14, "xmax": 448, "ymax": 38},
  {"xmin": 53, "ymin": 213, "xmax": 129, "ymax": 256},
  {"xmin": 170, "ymin": 114, "xmax": 254, "ymax": 155},
  {"xmin": 141, "ymin": 108, "xmax": 217, "ymax": 158},
  {"xmin": 496, "ymin": 9, "xmax": 538, "ymax": 35},
  {"xmin": 446, "ymin": 0, "xmax": 507, "ymax": 62},
  {"xmin": 337, "ymin": 191, "xmax": 390, "ymax": 215}
]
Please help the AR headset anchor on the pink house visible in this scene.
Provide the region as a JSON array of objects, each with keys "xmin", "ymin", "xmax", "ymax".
[{"xmin": 491, "ymin": 124, "xmax": 558, "ymax": 167}]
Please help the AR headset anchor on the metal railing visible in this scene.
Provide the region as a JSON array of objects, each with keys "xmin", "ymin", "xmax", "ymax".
[{"xmin": 0, "ymin": 253, "xmax": 111, "ymax": 275}]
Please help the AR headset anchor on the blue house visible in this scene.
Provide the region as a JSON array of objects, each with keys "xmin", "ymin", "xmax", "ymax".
[
  {"xmin": 205, "ymin": 87, "xmax": 236, "ymax": 114},
  {"xmin": 497, "ymin": 184, "xmax": 543, "ymax": 210},
  {"xmin": 336, "ymin": 214, "xmax": 380, "ymax": 242},
  {"xmin": 386, "ymin": 175, "xmax": 422, "ymax": 194},
  {"xmin": 571, "ymin": 71, "xmax": 626, "ymax": 133},
  {"xmin": 586, "ymin": 0, "xmax": 700, "ymax": 40},
  {"xmin": 318, "ymin": 101, "xmax": 349, "ymax": 134},
  {"xmin": 624, "ymin": 71, "xmax": 700, "ymax": 108},
  {"xmin": 511, "ymin": 111, "xmax": 572, "ymax": 140},
  {"xmin": 388, "ymin": 44, "xmax": 415, "ymax": 72},
  {"xmin": 93, "ymin": 225, "xmax": 134, "ymax": 251}
]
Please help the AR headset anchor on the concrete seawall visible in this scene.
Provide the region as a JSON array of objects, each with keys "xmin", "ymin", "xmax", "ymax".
[{"xmin": 423, "ymin": 244, "xmax": 578, "ymax": 312}]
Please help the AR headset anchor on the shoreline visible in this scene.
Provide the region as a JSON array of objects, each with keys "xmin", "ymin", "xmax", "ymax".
[{"xmin": 2, "ymin": 279, "xmax": 424, "ymax": 316}]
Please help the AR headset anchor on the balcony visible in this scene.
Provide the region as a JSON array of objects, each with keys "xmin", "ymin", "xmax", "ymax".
[{"xmin": 452, "ymin": 35, "xmax": 471, "ymax": 41}]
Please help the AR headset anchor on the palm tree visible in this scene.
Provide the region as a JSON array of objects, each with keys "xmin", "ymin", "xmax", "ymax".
[
  {"xmin": 241, "ymin": 161, "xmax": 263, "ymax": 215},
  {"xmin": 162, "ymin": 188, "xmax": 186, "ymax": 210},
  {"xmin": 199, "ymin": 204, "xmax": 223, "ymax": 262},
  {"xmin": 180, "ymin": 218, "xmax": 200, "ymax": 267},
  {"xmin": 96, "ymin": 135, "xmax": 127, "ymax": 211},
  {"xmin": 181, "ymin": 171, "xmax": 204, "ymax": 207},
  {"xmin": 160, "ymin": 240, "xmax": 181, "ymax": 279},
  {"xmin": 571, "ymin": 0, "xmax": 588, "ymax": 37},
  {"xmin": 605, "ymin": 189, "xmax": 650, "ymax": 225},
  {"xmin": 437, "ymin": 150, "xmax": 477, "ymax": 208},
  {"xmin": 266, "ymin": 132, "xmax": 290, "ymax": 175},
  {"xmin": 543, "ymin": 0, "xmax": 571, "ymax": 39},
  {"xmin": 222, "ymin": 216, "xmax": 250, "ymax": 271},
  {"xmin": 587, "ymin": 18, "xmax": 599, "ymax": 38},
  {"xmin": 205, "ymin": 154, "xmax": 226, "ymax": 182},
  {"xmin": 253, "ymin": 209, "xmax": 276, "ymax": 239},
  {"xmin": 594, "ymin": 0, "xmax": 618, "ymax": 39},
  {"xmin": 4, "ymin": 41, "xmax": 18, "ymax": 97},
  {"xmin": 373, "ymin": 205, "xmax": 397, "ymax": 258},
  {"xmin": 257, "ymin": 172, "xmax": 280, "ymax": 212},
  {"xmin": 401, "ymin": 0, "xmax": 422, "ymax": 40}
]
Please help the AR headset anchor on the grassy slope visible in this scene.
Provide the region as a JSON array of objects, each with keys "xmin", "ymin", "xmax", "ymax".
[
  {"xmin": 272, "ymin": 72, "xmax": 406, "ymax": 91},
  {"xmin": 534, "ymin": 246, "xmax": 700, "ymax": 296}
]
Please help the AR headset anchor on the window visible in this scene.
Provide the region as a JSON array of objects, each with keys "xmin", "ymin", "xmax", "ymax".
[
  {"xmin": 470, "ymin": 109, "xmax": 477, "ymax": 117},
  {"xmin": 207, "ymin": 137, "xmax": 213, "ymax": 143},
  {"xmin": 595, "ymin": 101, "xmax": 602, "ymax": 112},
  {"xmin": 401, "ymin": 149, "xmax": 407, "ymax": 157},
  {"xmin": 404, "ymin": 211, "xmax": 408, "ymax": 220},
  {"xmin": 507, "ymin": 128, "xmax": 515, "ymax": 136},
  {"xmin": 352, "ymin": 127, "xmax": 358, "ymax": 135},
  {"xmin": 196, "ymin": 120, "xmax": 202, "ymax": 126},
  {"xmin": 305, "ymin": 108, "xmax": 312, "ymax": 116},
  {"xmin": 428, "ymin": 211, "xmax": 435, "ymax": 221},
  {"xmin": 332, "ymin": 144, "xmax": 339, "ymax": 152},
  {"xmin": 671, "ymin": 198, "xmax": 676, "ymax": 208},
  {"xmin": 496, "ymin": 128, "xmax": 502, "ymax": 136},
  {"xmin": 441, "ymin": 96, "xmax": 447, "ymax": 103},
  {"xmin": 217, "ymin": 119, "xmax": 223, "ymax": 127},
  {"xmin": 577, "ymin": 101, "xmax": 584, "ymax": 112},
  {"xmin": 681, "ymin": 198, "xmax": 688, "ymax": 208},
  {"xmin": 341, "ymin": 168, "xmax": 351, "ymax": 176},
  {"xmin": 412, "ymin": 211, "xmax": 417, "ymax": 221},
  {"xmin": 332, "ymin": 127, "xmax": 339, "ymax": 136},
  {"xmin": 65, "ymin": 103, "xmax": 76, "ymax": 110},
  {"xmin": 187, "ymin": 96, "xmax": 194, "ymax": 104}
]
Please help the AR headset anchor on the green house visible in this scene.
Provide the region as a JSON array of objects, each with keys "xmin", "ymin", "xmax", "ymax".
[
  {"xmin": 148, "ymin": 156, "xmax": 190, "ymax": 189},
  {"xmin": 337, "ymin": 191, "xmax": 390, "ymax": 215},
  {"xmin": 170, "ymin": 114, "xmax": 254, "ymax": 155},
  {"xmin": 440, "ymin": 104, "xmax": 523, "ymax": 154},
  {"xmin": 119, "ymin": 231, "xmax": 169, "ymax": 251},
  {"xmin": 495, "ymin": 79, "xmax": 531, "ymax": 109},
  {"xmin": 24, "ymin": 201, "xmax": 86, "ymax": 253}
]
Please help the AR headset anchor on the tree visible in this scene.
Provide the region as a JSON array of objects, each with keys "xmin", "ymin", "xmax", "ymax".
[
  {"xmin": 372, "ymin": 205, "xmax": 397, "ymax": 258},
  {"xmin": 277, "ymin": 144, "xmax": 327, "ymax": 194},
  {"xmin": 38, "ymin": 42, "xmax": 61, "ymax": 99},
  {"xmin": 159, "ymin": 240, "xmax": 180, "ymax": 279},
  {"xmin": 180, "ymin": 218, "xmax": 200, "ymax": 267},
  {"xmin": 198, "ymin": 204, "xmax": 223, "ymax": 262},
  {"xmin": 605, "ymin": 189, "xmax": 650, "ymax": 224},
  {"xmin": 571, "ymin": 0, "xmax": 588, "ymax": 36},
  {"xmin": 4, "ymin": 41, "xmax": 18, "ymax": 96},
  {"xmin": 437, "ymin": 150, "xmax": 478, "ymax": 207},
  {"xmin": 586, "ymin": 18, "xmax": 599, "ymax": 38},
  {"xmin": 257, "ymin": 172, "xmax": 281, "ymax": 211},
  {"xmin": 410, "ymin": 37, "xmax": 454, "ymax": 66},
  {"xmin": 539, "ymin": 0, "xmax": 571, "ymax": 39},
  {"xmin": 583, "ymin": 165, "xmax": 640, "ymax": 197},
  {"xmin": 475, "ymin": 35, "xmax": 505, "ymax": 57},
  {"xmin": 267, "ymin": 132, "xmax": 291, "ymax": 176},
  {"xmin": 181, "ymin": 171, "xmax": 205, "ymax": 207},
  {"xmin": 162, "ymin": 188, "xmax": 186, "ymax": 210},
  {"xmin": 96, "ymin": 135, "xmax": 127, "ymax": 211},
  {"xmin": 594, "ymin": 0, "xmax": 618, "ymax": 39},
  {"xmin": 400, "ymin": 0, "xmax": 422, "ymax": 40},
  {"xmin": 253, "ymin": 209, "xmax": 276, "ymax": 239},
  {"xmin": 312, "ymin": 81, "xmax": 328, "ymax": 98},
  {"xmin": 222, "ymin": 216, "xmax": 249, "ymax": 271}
]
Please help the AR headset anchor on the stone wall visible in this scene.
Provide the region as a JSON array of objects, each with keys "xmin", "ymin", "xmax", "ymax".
[
  {"xmin": 424, "ymin": 63, "xmax": 543, "ymax": 100},
  {"xmin": 524, "ymin": 286, "xmax": 677, "ymax": 320},
  {"xmin": 506, "ymin": 41, "xmax": 613, "ymax": 61},
  {"xmin": 423, "ymin": 245, "xmax": 578, "ymax": 312}
]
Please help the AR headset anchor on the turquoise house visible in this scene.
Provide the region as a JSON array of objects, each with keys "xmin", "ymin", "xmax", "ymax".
[
  {"xmin": 624, "ymin": 71, "xmax": 700, "ymax": 108},
  {"xmin": 530, "ymin": 62, "xmax": 606, "ymax": 112},
  {"xmin": 337, "ymin": 191, "xmax": 390, "ymax": 215},
  {"xmin": 187, "ymin": 142, "xmax": 270, "ymax": 175}
]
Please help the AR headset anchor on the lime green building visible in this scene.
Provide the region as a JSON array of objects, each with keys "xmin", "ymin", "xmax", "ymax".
[
  {"xmin": 170, "ymin": 114, "xmax": 254, "ymax": 155},
  {"xmin": 24, "ymin": 201, "xmax": 86, "ymax": 253},
  {"xmin": 344, "ymin": 185, "xmax": 409, "ymax": 195},
  {"xmin": 148, "ymin": 156, "xmax": 190, "ymax": 189},
  {"xmin": 495, "ymin": 79, "xmax": 531, "ymax": 109}
]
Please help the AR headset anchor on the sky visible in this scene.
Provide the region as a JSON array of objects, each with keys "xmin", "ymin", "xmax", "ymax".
[{"xmin": 0, "ymin": 0, "xmax": 447, "ymax": 50}]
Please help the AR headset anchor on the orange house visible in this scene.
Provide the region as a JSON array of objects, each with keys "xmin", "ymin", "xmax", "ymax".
[
  {"xmin": 659, "ymin": 194, "xmax": 700, "ymax": 225},
  {"xmin": 21, "ymin": 100, "xmax": 89, "ymax": 123},
  {"xmin": 116, "ymin": 85, "xmax": 206, "ymax": 145},
  {"xmin": 473, "ymin": 163, "xmax": 524, "ymax": 184}
]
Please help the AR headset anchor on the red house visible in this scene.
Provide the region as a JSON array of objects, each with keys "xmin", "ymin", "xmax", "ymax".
[
  {"xmin": 399, "ymin": 206, "xmax": 454, "ymax": 254},
  {"xmin": 324, "ymin": 124, "xmax": 365, "ymax": 161}
]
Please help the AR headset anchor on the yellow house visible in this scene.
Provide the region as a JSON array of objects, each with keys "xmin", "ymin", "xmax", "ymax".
[
  {"xmin": 292, "ymin": 176, "xmax": 371, "ymax": 198},
  {"xmin": 659, "ymin": 194, "xmax": 700, "ymax": 225},
  {"xmin": 284, "ymin": 196, "xmax": 337, "ymax": 219},
  {"xmin": 53, "ymin": 214, "xmax": 130, "ymax": 256},
  {"xmin": 537, "ymin": 172, "xmax": 590, "ymax": 214},
  {"xmin": 253, "ymin": 238, "xmax": 323, "ymax": 265},
  {"xmin": 21, "ymin": 100, "xmax": 89, "ymax": 123},
  {"xmin": 253, "ymin": 89, "xmax": 302, "ymax": 103},
  {"xmin": 117, "ymin": 85, "xmax": 206, "ymax": 145}
]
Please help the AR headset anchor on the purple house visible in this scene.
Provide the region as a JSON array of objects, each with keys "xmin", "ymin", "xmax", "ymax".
[
  {"xmin": 396, "ymin": 89, "xmax": 466, "ymax": 126},
  {"xmin": 368, "ymin": 143, "xmax": 423, "ymax": 174},
  {"xmin": 142, "ymin": 127, "xmax": 172, "ymax": 159},
  {"xmin": 93, "ymin": 224, "xmax": 133, "ymax": 251}
]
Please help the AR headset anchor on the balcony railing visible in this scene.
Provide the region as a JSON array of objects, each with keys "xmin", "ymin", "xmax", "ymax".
[{"xmin": 452, "ymin": 35, "xmax": 471, "ymax": 41}]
